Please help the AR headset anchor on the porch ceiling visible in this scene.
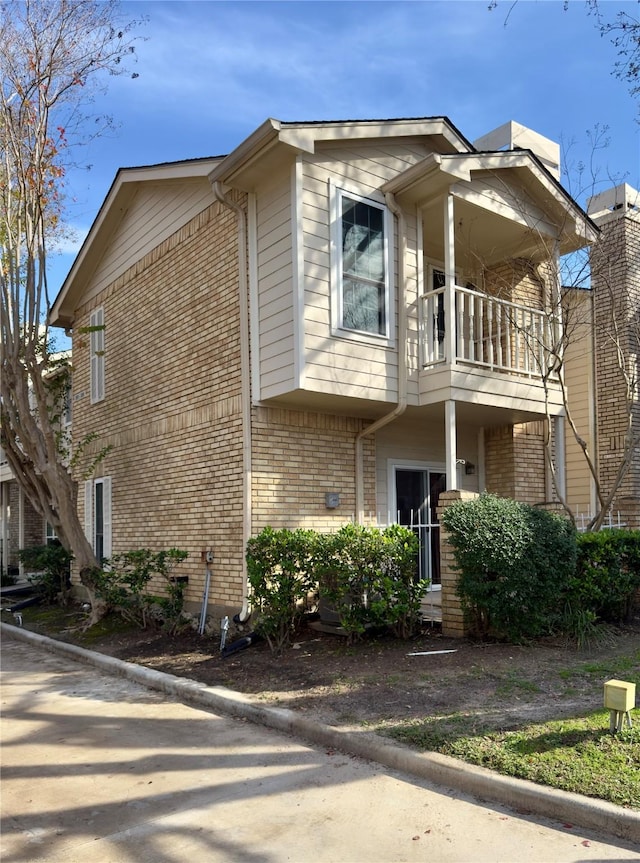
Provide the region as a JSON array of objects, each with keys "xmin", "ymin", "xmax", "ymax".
[
  {"xmin": 403, "ymin": 400, "xmax": 552, "ymax": 429},
  {"xmin": 422, "ymin": 194, "xmax": 554, "ymax": 269},
  {"xmin": 383, "ymin": 151, "xmax": 597, "ymax": 270}
]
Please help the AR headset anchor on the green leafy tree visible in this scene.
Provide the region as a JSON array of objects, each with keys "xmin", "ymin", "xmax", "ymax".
[{"xmin": 0, "ymin": 0, "xmax": 143, "ymax": 622}]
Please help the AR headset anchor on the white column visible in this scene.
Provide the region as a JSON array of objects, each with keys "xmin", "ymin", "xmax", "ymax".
[
  {"xmin": 445, "ymin": 400, "xmax": 457, "ymax": 490},
  {"xmin": 444, "ymin": 194, "xmax": 456, "ymax": 365},
  {"xmin": 477, "ymin": 427, "xmax": 486, "ymax": 492},
  {"xmin": 555, "ymin": 414, "xmax": 566, "ymax": 500}
]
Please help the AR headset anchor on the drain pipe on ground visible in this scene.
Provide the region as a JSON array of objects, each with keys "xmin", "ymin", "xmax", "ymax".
[
  {"xmin": 211, "ymin": 180, "xmax": 252, "ymax": 624},
  {"xmin": 355, "ymin": 192, "xmax": 408, "ymax": 523}
]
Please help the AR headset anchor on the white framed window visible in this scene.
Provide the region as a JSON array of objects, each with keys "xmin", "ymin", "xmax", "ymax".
[
  {"xmin": 332, "ymin": 187, "xmax": 393, "ymax": 340},
  {"xmin": 90, "ymin": 307, "xmax": 105, "ymax": 403},
  {"xmin": 84, "ymin": 476, "xmax": 112, "ymax": 562}
]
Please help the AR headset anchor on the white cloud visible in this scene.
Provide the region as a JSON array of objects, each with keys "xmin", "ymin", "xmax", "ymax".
[{"xmin": 49, "ymin": 224, "xmax": 90, "ymax": 256}]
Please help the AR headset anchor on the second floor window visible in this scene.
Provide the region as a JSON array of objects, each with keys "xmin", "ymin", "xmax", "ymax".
[
  {"xmin": 335, "ymin": 189, "xmax": 391, "ymax": 339},
  {"xmin": 90, "ymin": 307, "xmax": 105, "ymax": 403}
]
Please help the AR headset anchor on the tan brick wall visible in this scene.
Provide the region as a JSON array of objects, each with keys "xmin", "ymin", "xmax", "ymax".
[
  {"xmin": 484, "ymin": 258, "xmax": 545, "ymax": 307},
  {"xmin": 71, "ymin": 196, "xmax": 248, "ymax": 612},
  {"xmin": 591, "ymin": 212, "xmax": 640, "ymax": 525},
  {"xmin": 484, "ymin": 422, "xmax": 546, "ymax": 504},
  {"xmin": 437, "ymin": 489, "xmax": 479, "ymax": 637},
  {"xmin": 70, "ymin": 193, "xmax": 381, "ymax": 615},
  {"xmin": 252, "ymin": 406, "xmax": 376, "ymax": 532}
]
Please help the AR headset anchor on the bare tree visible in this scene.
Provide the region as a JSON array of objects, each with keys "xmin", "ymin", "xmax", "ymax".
[
  {"xmin": 489, "ymin": 1, "xmax": 640, "ymax": 110},
  {"xmin": 487, "ymin": 191, "xmax": 638, "ymax": 531},
  {"xmin": 0, "ymin": 0, "xmax": 142, "ymax": 620},
  {"xmin": 458, "ymin": 127, "xmax": 637, "ymax": 530}
]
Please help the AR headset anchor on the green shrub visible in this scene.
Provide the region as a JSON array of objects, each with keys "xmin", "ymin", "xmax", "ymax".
[
  {"xmin": 246, "ymin": 524, "xmax": 424, "ymax": 650},
  {"xmin": 18, "ymin": 543, "xmax": 72, "ymax": 602},
  {"xmin": 1, "ymin": 567, "xmax": 19, "ymax": 587},
  {"xmin": 441, "ymin": 494, "xmax": 577, "ymax": 642},
  {"xmin": 313, "ymin": 523, "xmax": 424, "ymax": 641},
  {"xmin": 246, "ymin": 527, "xmax": 318, "ymax": 653},
  {"xmin": 94, "ymin": 548, "xmax": 189, "ymax": 633},
  {"xmin": 568, "ymin": 530, "xmax": 640, "ymax": 625}
]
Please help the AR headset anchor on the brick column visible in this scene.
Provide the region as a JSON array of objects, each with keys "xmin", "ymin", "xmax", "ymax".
[{"xmin": 437, "ymin": 489, "xmax": 479, "ymax": 638}]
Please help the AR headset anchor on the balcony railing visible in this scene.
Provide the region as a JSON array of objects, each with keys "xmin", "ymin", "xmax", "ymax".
[{"xmin": 420, "ymin": 284, "xmax": 560, "ymax": 381}]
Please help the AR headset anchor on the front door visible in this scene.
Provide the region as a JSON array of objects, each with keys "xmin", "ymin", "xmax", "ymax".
[{"xmin": 394, "ymin": 467, "xmax": 446, "ymax": 588}]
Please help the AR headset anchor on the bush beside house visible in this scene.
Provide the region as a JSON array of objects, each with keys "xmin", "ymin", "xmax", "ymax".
[
  {"xmin": 246, "ymin": 524, "xmax": 423, "ymax": 651},
  {"xmin": 442, "ymin": 493, "xmax": 640, "ymax": 643},
  {"xmin": 441, "ymin": 494, "xmax": 576, "ymax": 642}
]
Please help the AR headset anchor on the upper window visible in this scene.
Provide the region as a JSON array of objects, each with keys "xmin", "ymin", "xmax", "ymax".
[
  {"xmin": 334, "ymin": 189, "xmax": 392, "ymax": 339},
  {"xmin": 90, "ymin": 307, "xmax": 105, "ymax": 403}
]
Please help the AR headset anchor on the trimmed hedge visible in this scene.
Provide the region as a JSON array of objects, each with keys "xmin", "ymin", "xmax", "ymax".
[
  {"xmin": 441, "ymin": 494, "xmax": 577, "ymax": 642},
  {"xmin": 246, "ymin": 524, "xmax": 423, "ymax": 651},
  {"xmin": 570, "ymin": 529, "xmax": 640, "ymax": 624},
  {"xmin": 246, "ymin": 527, "xmax": 318, "ymax": 653},
  {"xmin": 313, "ymin": 523, "xmax": 424, "ymax": 641}
]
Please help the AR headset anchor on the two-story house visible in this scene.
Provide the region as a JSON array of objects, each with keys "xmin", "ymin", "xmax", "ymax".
[{"xmin": 50, "ymin": 116, "xmax": 598, "ymax": 634}]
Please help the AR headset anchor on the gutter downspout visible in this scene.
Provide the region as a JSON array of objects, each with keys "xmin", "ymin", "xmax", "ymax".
[
  {"xmin": 355, "ymin": 192, "xmax": 408, "ymax": 523},
  {"xmin": 212, "ymin": 181, "xmax": 252, "ymax": 623}
]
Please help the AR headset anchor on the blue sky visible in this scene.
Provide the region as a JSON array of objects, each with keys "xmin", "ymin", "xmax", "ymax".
[{"xmin": 49, "ymin": 0, "xmax": 639, "ymax": 299}]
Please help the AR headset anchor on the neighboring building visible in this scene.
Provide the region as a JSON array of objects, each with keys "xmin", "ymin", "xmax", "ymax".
[
  {"xmin": 564, "ymin": 183, "xmax": 640, "ymax": 530},
  {"xmin": 1, "ymin": 356, "xmax": 72, "ymax": 581},
  {"xmin": 49, "ymin": 116, "xmax": 599, "ymax": 633},
  {"xmin": 0, "ymin": 451, "xmax": 48, "ymax": 581}
]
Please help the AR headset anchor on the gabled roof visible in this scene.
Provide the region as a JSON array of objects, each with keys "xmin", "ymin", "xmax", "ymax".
[
  {"xmin": 50, "ymin": 117, "xmax": 476, "ymax": 327},
  {"xmin": 50, "ymin": 116, "xmax": 599, "ymax": 327},
  {"xmin": 208, "ymin": 116, "xmax": 474, "ymax": 191},
  {"xmin": 382, "ymin": 148, "xmax": 599, "ymax": 255},
  {"xmin": 50, "ymin": 157, "xmax": 224, "ymax": 328}
]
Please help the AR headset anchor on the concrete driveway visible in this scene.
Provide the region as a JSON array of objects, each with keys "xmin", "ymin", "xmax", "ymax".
[{"xmin": 1, "ymin": 634, "xmax": 639, "ymax": 863}]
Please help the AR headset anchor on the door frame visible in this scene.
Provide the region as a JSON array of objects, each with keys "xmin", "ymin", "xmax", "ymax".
[{"xmin": 387, "ymin": 459, "xmax": 446, "ymax": 590}]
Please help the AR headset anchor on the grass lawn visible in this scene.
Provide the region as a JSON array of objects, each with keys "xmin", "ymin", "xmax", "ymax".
[{"xmin": 385, "ymin": 710, "xmax": 639, "ymax": 808}]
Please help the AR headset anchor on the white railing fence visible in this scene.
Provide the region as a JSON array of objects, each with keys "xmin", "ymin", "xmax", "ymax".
[
  {"xmin": 574, "ymin": 510, "xmax": 627, "ymax": 532},
  {"xmin": 375, "ymin": 510, "xmax": 440, "ymax": 587},
  {"xmin": 421, "ymin": 284, "xmax": 561, "ymax": 381}
]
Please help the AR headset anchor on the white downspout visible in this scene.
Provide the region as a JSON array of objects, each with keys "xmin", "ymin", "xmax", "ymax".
[
  {"xmin": 212, "ymin": 181, "xmax": 252, "ymax": 622},
  {"xmin": 355, "ymin": 192, "xmax": 408, "ymax": 523}
]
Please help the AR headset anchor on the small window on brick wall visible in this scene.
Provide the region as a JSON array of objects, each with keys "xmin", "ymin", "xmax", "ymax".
[
  {"xmin": 84, "ymin": 476, "xmax": 111, "ymax": 562},
  {"xmin": 90, "ymin": 307, "xmax": 105, "ymax": 403}
]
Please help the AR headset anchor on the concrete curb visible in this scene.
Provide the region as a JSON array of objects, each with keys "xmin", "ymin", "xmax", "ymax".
[{"xmin": 3, "ymin": 621, "xmax": 639, "ymax": 846}]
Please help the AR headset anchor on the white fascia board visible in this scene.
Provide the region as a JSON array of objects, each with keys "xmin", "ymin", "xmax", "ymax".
[
  {"xmin": 279, "ymin": 117, "xmax": 471, "ymax": 153},
  {"xmin": 208, "ymin": 118, "xmax": 282, "ymax": 185}
]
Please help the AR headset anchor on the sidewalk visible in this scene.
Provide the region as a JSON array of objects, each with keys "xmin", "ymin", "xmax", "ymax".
[{"xmin": 2, "ymin": 620, "xmax": 639, "ymax": 848}]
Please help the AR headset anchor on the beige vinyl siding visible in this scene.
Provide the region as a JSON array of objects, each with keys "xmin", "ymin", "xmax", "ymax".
[
  {"xmin": 300, "ymin": 140, "xmax": 428, "ymax": 403},
  {"xmin": 84, "ymin": 180, "xmax": 216, "ymax": 303},
  {"xmin": 374, "ymin": 418, "xmax": 479, "ymax": 520},
  {"xmin": 564, "ymin": 291, "xmax": 595, "ymax": 517},
  {"xmin": 255, "ymin": 168, "xmax": 296, "ymax": 399}
]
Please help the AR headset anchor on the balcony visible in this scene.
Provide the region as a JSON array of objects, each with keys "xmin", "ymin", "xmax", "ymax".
[{"xmin": 418, "ymin": 284, "xmax": 563, "ymax": 417}]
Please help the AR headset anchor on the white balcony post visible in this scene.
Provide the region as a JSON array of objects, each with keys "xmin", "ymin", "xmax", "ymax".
[
  {"xmin": 444, "ymin": 193, "xmax": 456, "ymax": 364},
  {"xmin": 554, "ymin": 414, "xmax": 566, "ymax": 500},
  {"xmin": 552, "ymin": 241, "xmax": 564, "ymax": 380},
  {"xmin": 445, "ymin": 399, "xmax": 457, "ymax": 490}
]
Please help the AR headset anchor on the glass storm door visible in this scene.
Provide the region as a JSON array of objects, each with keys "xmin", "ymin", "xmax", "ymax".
[{"xmin": 395, "ymin": 468, "xmax": 446, "ymax": 588}]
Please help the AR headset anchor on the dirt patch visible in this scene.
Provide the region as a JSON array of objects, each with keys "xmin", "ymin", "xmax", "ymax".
[{"xmin": 11, "ymin": 602, "xmax": 640, "ymax": 734}]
